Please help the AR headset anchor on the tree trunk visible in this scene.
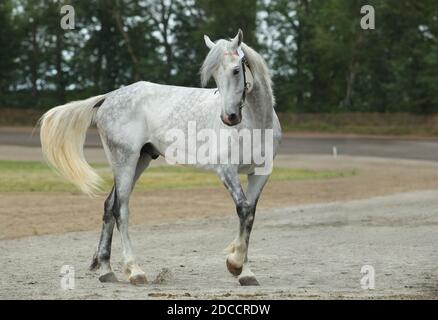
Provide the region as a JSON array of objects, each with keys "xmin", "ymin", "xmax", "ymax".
[
  {"xmin": 162, "ymin": 22, "xmax": 173, "ymax": 81},
  {"xmin": 160, "ymin": 0, "xmax": 173, "ymax": 82},
  {"xmin": 342, "ymin": 62, "xmax": 357, "ymax": 109},
  {"xmin": 288, "ymin": 0, "xmax": 309, "ymax": 111},
  {"xmin": 341, "ymin": 32, "xmax": 363, "ymax": 109},
  {"xmin": 30, "ymin": 22, "xmax": 39, "ymax": 104},
  {"xmin": 145, "ymin": 0, "xmax": 174, "ymax": 82},
  {"xmin": 295, "ymin": 16, "xmax": 304, "ymax": 110},
  {"xmin": 55, "ymin": 29, "xmax": 66, "ymax": 104},
  {"xmin": 112, "ymin": 7, "xmax": 141, "ymax": 81},
  {"xmin": 94, "ymin": 43, "xmax": 103, "ymax": 92}
]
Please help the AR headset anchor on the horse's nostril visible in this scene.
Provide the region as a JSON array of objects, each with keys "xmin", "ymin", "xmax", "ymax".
[{"xmin": 228, "ymin": 113, "xmax": 237, "ymax": 121}]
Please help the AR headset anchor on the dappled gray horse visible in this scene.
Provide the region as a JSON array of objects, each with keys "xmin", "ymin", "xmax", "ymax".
[{"xmin": 40, "ymin": 30, "xmax": 282, "ymax": 286}]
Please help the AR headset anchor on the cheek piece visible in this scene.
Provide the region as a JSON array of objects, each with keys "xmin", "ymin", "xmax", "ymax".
[
  {"xmin": 237, "ymin": 47, "xmax": 251, "ymax": 110},
  {"xmin": 224, "ymin": 48, "xmax": 253, "ymax": 110}
]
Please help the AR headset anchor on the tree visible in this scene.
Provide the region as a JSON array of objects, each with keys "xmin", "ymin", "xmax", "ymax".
[
  {"xmin": 1, "ymin": 0, "xmax": 437, "ymax": 113},
  {"xmin": 197, "ymin": 0, "xmax": 258, "ymax": 47},
  {"xmin": 0, "ymin": 0, "xmax": 19, "ymax": 95}
]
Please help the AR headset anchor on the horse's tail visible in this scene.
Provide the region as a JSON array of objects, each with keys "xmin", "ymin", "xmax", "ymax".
[{"xmin": 39, "ymin": 95, "xmax": 106, "ymax": 196}]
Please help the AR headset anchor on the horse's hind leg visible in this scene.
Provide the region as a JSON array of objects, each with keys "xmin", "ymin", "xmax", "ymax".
[
  {"xmin": 113, "ymin": 150, "xmax": 153, "ymax": 285},
  {"xmin": 91, "ymin": 146, "xmax": 151, "ymax": 284},
  {"xmin": 90, "ymin": 186, "xmax": 118, "ymax": 283}
]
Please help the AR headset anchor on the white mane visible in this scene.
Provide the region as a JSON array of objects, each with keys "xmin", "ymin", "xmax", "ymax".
[{"xmin": 200, "ymin": 40, "xmax": 274, "ymax": 105}]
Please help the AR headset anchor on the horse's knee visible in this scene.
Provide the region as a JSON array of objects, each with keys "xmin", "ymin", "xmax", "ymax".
[
  {"xmin": 236, "ymin": 201, "xmax": 256, "ymax": 226},
  {"xmin": 236, "ymin": 200, "xmax": 251, "ymax": 218}
]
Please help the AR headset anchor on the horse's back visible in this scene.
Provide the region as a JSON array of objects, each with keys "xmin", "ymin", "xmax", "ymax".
[
  {"xmin": 94, "ymin": 81, "xmax": 219, "ymax": 153},
  {"xmin": 96, "ymin": 81, "xmax": 213, "ymax": 122}
]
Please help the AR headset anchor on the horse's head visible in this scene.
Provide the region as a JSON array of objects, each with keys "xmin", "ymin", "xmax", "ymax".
[{"xmin": 202, "ymin": 29, "xmax": 251, "ymax": 127}]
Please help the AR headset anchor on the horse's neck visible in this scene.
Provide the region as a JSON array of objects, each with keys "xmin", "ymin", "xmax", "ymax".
[{"xmin": 245, "ymin": 80, "xmax": 274, "ymax": 129}]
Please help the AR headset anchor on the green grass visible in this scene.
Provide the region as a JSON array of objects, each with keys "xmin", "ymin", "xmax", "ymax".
[{"xmin": 0, "ymin": 160, "xmax": 356, "ymax": 193}]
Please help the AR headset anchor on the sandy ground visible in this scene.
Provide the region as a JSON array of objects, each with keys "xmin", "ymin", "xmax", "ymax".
[
  {"xmin": 2, "ymin": 154, "xmax": 438, "ymax": 240},
  {"xmin": 0, "ymin": 190, "xmax": 437, "ymax": 299},
  {"xmin": 1, "ymin": 143, "xmax": 438, "ymax": 299}
]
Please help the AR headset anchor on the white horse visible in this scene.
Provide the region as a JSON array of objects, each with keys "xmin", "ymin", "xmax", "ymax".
[{"xmin": 39, "ymin": 30, "xmax": 282, "ymax": 286}]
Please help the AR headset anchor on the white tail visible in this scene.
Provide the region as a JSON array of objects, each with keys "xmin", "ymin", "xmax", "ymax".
[{"xmin": 39, "ymin": 95, "xmax": 106, "ymax": 196}]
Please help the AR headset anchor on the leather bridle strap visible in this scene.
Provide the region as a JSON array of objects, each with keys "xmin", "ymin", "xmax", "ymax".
[
  {"xmin": 222, "ymin": 50, "xmax": 251, "ymax": 110},
  {"xmin": 240, "ymin": 55, "xmax": 250, "ymax": 110}
]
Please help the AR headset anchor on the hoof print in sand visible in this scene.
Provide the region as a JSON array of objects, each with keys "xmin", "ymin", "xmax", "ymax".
[{"xmin": 152, "ymin": 268, "xmax": 175, "ymax": 284}]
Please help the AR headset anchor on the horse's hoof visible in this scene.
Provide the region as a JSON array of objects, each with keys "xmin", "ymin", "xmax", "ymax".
[
  {"xmin": 226, "ymin": 258, "xmax": 242, "ymax": 276},
  {"xmin": 99, "ymin": 272, "xmax": 118, "ymax": 283},
  {"xmin": 129, "ymin": 273, "xmax": 147, "ymax": 285},
  {"xmin": 239, "ymin": 276, "xmax": 260, "ymax": 286}
]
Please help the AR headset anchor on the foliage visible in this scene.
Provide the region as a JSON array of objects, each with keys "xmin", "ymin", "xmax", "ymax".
[{"xmin": 0, "ymin": 0, "xmax": 437, "ymax": 113}]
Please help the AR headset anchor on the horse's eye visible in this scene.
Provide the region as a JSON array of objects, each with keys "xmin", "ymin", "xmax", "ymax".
[{"xmin": 233, "ymin": 68, "xmax": 240, "ymax": 75}]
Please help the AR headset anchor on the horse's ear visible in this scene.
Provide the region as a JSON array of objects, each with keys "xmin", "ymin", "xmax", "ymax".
[
  {"xmin": 204, "ymin": 35, "xmax": 215, "ymax": 49},
  {"xmin": 231, "ymin": 29, "xmax": 243, "ymax": 50}
]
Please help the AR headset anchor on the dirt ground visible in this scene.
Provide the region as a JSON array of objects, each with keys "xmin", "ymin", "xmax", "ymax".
[
  {"xmin": 0, "ymin": 190, "xmax": 437, "ymax": 299},
  {"xmin": 1, "ymin": 154, "xmax": 438, "ymax": 240},
  {"xmin": 1, "ymin": 148, "xmax": 438, "ymax": 299}
]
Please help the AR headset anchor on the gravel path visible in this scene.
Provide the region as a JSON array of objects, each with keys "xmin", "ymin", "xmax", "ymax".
[{"xmin": 1, "ymin": 190, "xmax": 437, "ymax": 299}]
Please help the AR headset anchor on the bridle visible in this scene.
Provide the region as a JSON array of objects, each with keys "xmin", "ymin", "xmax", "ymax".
[
  {"xmin": 218, "ymin": 49, "xmax": 252, "ymax": 111},
  {"xmin": 239, "ymin": 54, "xmax": 250, "ymax": 110}
]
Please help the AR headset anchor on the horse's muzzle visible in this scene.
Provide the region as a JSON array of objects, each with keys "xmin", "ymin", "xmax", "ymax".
[{"xmin": 221, "ymin": 112, "xmax": 241, "ymax": 126}]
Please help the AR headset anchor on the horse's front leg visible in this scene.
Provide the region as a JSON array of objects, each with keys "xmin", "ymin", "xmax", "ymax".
[
  {"xmin": 229, "ymin": 173, "xmax": 270, "ymax": 286},
  {"xmin": 218, "ymin": 167, "xmax": 263, "ymax": 286}
]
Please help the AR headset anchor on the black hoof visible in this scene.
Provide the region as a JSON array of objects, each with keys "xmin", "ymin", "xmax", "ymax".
[
  {"xmin": 239, "ymin": 276, "xmax": 260, "ymax": 286},
  {"xmin": 99, "ymin": 272, "xmax": 118, "ymax": 283}
]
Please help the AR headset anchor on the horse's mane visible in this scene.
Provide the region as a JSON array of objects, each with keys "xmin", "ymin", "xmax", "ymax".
[{"xmin": 201, "ymin": 39, "xmax": 274, "ymax": 105}]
